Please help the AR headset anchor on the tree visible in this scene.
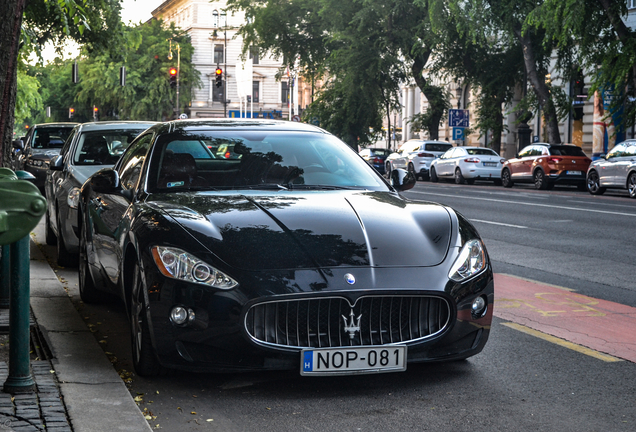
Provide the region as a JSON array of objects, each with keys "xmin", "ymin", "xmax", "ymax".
[
  {"xmin": 529, "ymin": 0, "xmax": 636, "ymax": 130},
  {"xmin": 1, "ymin": 0, "xmax": 124, "ymax": 165},
  {"xmin": 428, "ymin": 0, "xmax": 525, "ymax": 154},
  {"xmin": 227, "ymin": 0, "xmax": 448, "ymax": 143}
]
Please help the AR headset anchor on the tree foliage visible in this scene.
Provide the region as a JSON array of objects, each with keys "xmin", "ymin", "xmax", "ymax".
[{"xmin": 20, "ymin": 20, "xmax": 200, "ymax": 127}]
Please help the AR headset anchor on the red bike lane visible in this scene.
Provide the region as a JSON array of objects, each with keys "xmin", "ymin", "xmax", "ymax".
[{"xmin": 493, "ymin": 273, "xmax": 636, "ymax": 363}]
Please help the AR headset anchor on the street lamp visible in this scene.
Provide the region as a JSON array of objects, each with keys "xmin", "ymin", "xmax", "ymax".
[{"xmin": 455, "ymin": 85, "xmax": 464, "ymax": 109}]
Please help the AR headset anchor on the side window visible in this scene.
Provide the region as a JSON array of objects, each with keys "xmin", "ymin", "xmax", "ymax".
[
  {"xmin": 518, "ymin": 147, "xmax": 532, "ymax": 157},
  {"xmin": 626, "ymin": 145, "xmax": 636, "ymax": 157},
  {"xmin": 60, "ymin": 129, "xmax": 78, "ymax": 157},
  {"xmin": 118, "ymin": 134, "xmax": 153, "ymax": 190},
  {"xmin": 607, "ymin": 144, "xmax": 625, "ymax": 159}
]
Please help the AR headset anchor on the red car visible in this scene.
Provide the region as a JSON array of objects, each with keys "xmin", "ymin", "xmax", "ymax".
[{"xmin": 501, "ymin": 143, "xmax": 591, "ymax": 190}]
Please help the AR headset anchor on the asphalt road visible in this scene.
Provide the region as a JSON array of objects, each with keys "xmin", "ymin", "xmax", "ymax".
[{"xmin": 33, "ymin": 179, "xmax": 636, "ymax": 432}]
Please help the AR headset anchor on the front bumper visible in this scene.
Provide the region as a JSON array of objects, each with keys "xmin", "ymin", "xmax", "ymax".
[{"xmin": 144, "ymin": 266, "xmax": 494, "ymax": 373}]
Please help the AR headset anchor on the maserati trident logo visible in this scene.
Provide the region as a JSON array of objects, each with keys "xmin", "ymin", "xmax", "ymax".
[{"xmin": 342, "ymin": 309, "xmax": 361, "ymax": 340}]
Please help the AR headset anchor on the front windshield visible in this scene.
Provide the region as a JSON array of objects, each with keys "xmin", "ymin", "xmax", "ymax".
[{"xmin": 149, "ymin": 130, "xmax": 389, "ymax": 191}]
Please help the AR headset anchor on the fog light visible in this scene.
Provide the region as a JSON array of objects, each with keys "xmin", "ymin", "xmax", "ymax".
[
  {"xmin": 471, "ymin": 296, "xmax": 487, "ymax": 318},
  {"xmin": 170, "ymin": 306, "xmax": 188, "ymax": 325},
  {"xmin": 188, "ymin": 308, "xmax": 196, "ymax": 323}
]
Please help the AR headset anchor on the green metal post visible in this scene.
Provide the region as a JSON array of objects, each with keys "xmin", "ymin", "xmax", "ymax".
[
  {"xmin": 2, "ymin": 236, "xmax": 35, "ymax": 393},
  {"xmin": 0, "ymin": 245, "xmax": 9, "ymax": 308}
]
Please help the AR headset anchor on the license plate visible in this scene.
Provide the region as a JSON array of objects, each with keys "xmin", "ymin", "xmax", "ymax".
[
  {"xmin": 300, "ymin": 345, "xmax": 407, "ymax": 376},
  {"xmin": 567, "ymin": 171, "xmax": 582, "ymax": 175},
  {"xmin": 483, "ymin": 162, "xmax": 497, "ymax": 167}
]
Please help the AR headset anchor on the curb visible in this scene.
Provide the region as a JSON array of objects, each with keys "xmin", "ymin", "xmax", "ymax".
[{"xmin": 28, "ymin": 236, "xmax": 151, "ymax": 432}]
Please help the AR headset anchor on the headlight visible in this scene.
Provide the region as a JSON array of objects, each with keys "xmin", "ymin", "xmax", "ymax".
[
  {"xmin": 151, "ymin": 246, "xmax": 238, "ymax": 290},
  {"xmin": 448, "ymin": 239, "xmax": 487, "ymax": 282},
  {"xmin": 67, "ymin": 187, "xmax": 81, "ymax": 209}
]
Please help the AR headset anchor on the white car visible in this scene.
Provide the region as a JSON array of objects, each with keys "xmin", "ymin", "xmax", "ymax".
[
  {"xmin": 430, "ymin": 146, "xmax": 505, "ymax": 185},
  {"xmin": 586, "ymin": 139, "xmax": 636, "ymax": 198},
  {"xmin": 385, "ymin": 140, "xmax": 452, "ymax": 180}
]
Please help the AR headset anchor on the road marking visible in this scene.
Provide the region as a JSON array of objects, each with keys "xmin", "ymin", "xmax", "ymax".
[
  {"xmin": 494, "ymin": 273, "xmax": 636, "ymax": 363},
  {"xmin": 470, "ymin": 219, "xmax": 529, "ymax": 229},
  {"xmin": 407, "ymin": 190, "xmax": 636, "ymax": 217},
  {"xmin": 501, "ymin": 322, "xmax": 622, "ymax": 362}
]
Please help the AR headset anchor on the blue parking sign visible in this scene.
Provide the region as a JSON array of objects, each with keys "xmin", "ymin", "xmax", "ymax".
[
  {"xmin": 449, "ymin": 109, "xmax": 469, "ymax": 127},
  {"xmin": 452, "ymin": 127, "xmax": 465, "ymax": 140}
]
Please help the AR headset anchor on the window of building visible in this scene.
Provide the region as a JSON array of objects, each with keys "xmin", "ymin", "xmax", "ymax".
[
  {"xmin": 281, "ymin": 81, "xmax": 289, "ymax": 104},
  {"xmin": 212, "ymin": 10, "xmax": 219, "ymax": 27},
  {"xmin": 249, "ymin": 46, "xmax": 259, "ymax": 65},
  {"xmin": 213, "ymin": 81, "xmax": 224, "ymax": 102},
  {"xmin": 253, "ymin": 81, "xmax": 260, "ymax": 103},
  {"xmin": 629, "ymin": 0, "xmax": 636, "ymax": 9},
  {"xmin": 214, "ymin": 44, "xmax": 224, "ymax": 64}
]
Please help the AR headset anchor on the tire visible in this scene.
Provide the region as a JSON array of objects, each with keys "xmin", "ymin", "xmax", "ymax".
[
  {"xmin": 44, "ymin": 210, "xmax": 57, "ymax": 246},
  {"xmin": 533, "ymin": 169, "xmax": 549, "ymax": 190},
  {"xmin": 130, "ymin": 261, "xmax": 166, "ymax": 377},
  {"xmin": 454, "ymin": 168, "xmax": 466, "ymax": 185},
  {"xmin": 78, "ymin": 212, "xmax": 106, "ymax": 304},
  {"xmin": 586, "ymin": 170, "xmax": 606, "ymax": 195},
  {"xmin": 628, "ymin": 172, "xmax": 636, "ymax": 199},
  {"xmin": 430, "ymin": 166, "xmax": 439, "ymax": 183},
  {"xmin": 501, "ymin": 169, "xmax": 513, "ymax": 188},
  {"xmin": 56, "ymin": 214, "xmax": 78, "ymax": 267}
]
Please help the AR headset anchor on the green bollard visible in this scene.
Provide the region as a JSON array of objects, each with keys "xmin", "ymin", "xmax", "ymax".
[
  {"xmin": 0, "ymin": 245, "xmax": 9, "ymax": 308},
  {"xmin": 0, "ymin": 167, "xmax": 46, "ymax": 394},
  {"xmin": 3, "ymin": 237, "xmax": 35, "ymax": 393}
]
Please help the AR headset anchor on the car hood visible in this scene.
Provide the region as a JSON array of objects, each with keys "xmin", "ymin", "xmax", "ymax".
[
  {"xmin": 150, "ymin": 191, "xmax": 452, "ymax": 271},
  {"xmin": 31, "ymin": 148, "xmax": 61, "ymax": 159},
  {"xmin": 69, "ymin": 164, "xmax": 112, "ymax": 186}
]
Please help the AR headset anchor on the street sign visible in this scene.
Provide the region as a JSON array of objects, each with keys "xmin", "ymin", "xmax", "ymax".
[
  {"xmin": 452, "ymin": 127, "xmax": 465, "ymax": 140},
  {"xmin": 291, "ymin": 115, "xmax": 301, "ymax": 122},
  {"xmin": 449, "ymin": 109, "xmax": 469, "ymax": 127}
]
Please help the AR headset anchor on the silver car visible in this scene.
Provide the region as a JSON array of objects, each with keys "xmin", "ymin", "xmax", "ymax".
[
  {"xmin": 385, "ymin": 140, "xmax": 452, "ymax": 180},
  {"xmin": 586, "ymin": 139, "xmax": 636, "ymax": 198},
  {"xmin": 44, "ymin": 121, "xmax": 156, "ymax": 266},
  {"xmin": 430, "ymin": 146, "xmax": 505, "ymax": 185}
]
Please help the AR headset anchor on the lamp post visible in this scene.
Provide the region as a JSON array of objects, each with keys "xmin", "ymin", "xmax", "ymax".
[
  {"xmin": 221, "ymin": 11, "xmax": 227, "ymax": 118},
  {"xmin": 168, "ymin": 40, "xmax": 181, "ymax": 118}
]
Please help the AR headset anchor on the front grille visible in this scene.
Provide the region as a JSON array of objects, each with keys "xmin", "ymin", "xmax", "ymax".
[{"xmin": 245, "ymin": 295, "xmax": 450, "ymax": 349}]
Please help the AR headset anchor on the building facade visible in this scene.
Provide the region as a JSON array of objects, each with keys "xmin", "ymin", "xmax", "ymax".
[{"xmin": 151, "ymin": 0, "xmax": 312, "ymax": 120}]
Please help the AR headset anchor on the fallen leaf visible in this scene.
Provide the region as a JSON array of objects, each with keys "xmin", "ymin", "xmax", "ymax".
[
  {"xmin": 145, "ymin": 415, "xmax": 152, "ymax": 420},
  {"xmin": 206, "ymin": 419, "xmax": 214, "ymax": 422},
  {"xmin": 134, "ymin": 396, "xmax": 143, "ymax": 402},
  {"xmin": 191, "ymin": 411, "xmax": 197, "ymax": 415}
]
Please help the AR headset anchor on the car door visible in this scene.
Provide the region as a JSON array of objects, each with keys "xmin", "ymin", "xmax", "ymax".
[
  {"xmin": 437, "ymin": 148, "xmax": 458, "ymax": 177},
  {"xmin": 91, "ymin": 133, "xmax": 155, "ymax": 286},
  {"xmin": 614, "ymin": 142, "xmax": 636, "ymax": 186},
  {"xmin": 47, "ymin": 127, "xmax": 79, "ymax": 236},
  {"xmin": 600, "ymin": 144, "xmax": 626, "ymax": 186},
  {"xmin": 511, "ymin": 146, "xmax": 536, "ymax": 180}
]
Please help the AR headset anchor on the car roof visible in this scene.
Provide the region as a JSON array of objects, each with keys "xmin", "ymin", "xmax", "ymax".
[
  {"xmin": 31, "ymin": 122, "xmax": 78, "ymax": 128},
  {"xmin": 76, "ymin": 121, "xmax": 157, "ymax": 132},
  {"xmin": 154, "ymin": 118, "xmax": 328, "ymax": 134}
]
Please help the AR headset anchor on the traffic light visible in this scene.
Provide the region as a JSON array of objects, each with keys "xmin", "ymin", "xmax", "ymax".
[
  {"xmin": 69, "ymin": 107, "xmax": 75, "ymax": 119},
  {"xmin": 93, "ymin": 106, "xmax": 99, "ymax": 120},
  {"xmin": 169, "ymin": 67, "xmax": 177, "ymax": 88},
  {"xmin": 215, "ymin": 68, "xmax": 223, "ymax": 88}
]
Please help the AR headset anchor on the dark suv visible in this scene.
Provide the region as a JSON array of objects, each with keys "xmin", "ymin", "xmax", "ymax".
[{"xmin": 501, "ymin": 143, "xmax": 591, "ymax": 190}]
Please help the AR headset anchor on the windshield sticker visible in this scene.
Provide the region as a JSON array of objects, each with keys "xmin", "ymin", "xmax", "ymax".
[{"xmin": 167, "ymin": 181, "xmax": 185, "ymax": 188}]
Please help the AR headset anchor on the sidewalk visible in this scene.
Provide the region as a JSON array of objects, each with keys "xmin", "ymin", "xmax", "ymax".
[{"xmin": 0, "ymin": 235, "xmax": 151, "ymax": 432}]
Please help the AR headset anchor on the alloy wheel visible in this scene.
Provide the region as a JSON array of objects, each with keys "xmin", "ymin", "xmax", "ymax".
[
  {"xmin": 502, "ymin": 169, "xmax": 513, "ymax": 188},
  {"xmin": 586, "ymin": 171, "xmax": 605, "ymax": 195},
  {"xmin": 628, "ymin": 172, "xmax": 636, "ymax": 198}
]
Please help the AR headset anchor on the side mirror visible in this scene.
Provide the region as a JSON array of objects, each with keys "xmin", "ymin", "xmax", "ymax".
[
  {"xmin": 49, "ymin": 155, "xmax": 64, "ymax": 171},
  {"xmin": 12, "ymin": 139, "xmax": 24, "ymax": 151},
  {"xmin": 390, "ymin": 168, "xmax": 416, "ymax": 191},
  {"xmin": 88, "ymin": 168, "xmax": 122, "ymax": 194}
]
